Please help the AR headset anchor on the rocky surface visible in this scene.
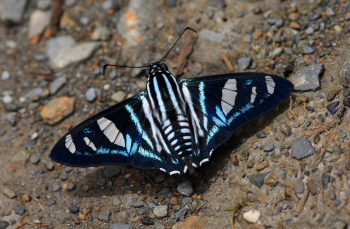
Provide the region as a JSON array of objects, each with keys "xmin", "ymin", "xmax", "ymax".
[{"xmin": 1, "ymin": 0, "xmax": 350, "ymax": 228}]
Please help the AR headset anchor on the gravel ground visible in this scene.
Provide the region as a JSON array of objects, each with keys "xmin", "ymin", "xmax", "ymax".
[{"xmin": 1, "ymin": 0, "xmax": 350, "ymax": 228}]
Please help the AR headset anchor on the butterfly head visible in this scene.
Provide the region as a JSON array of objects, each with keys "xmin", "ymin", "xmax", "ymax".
[{"xmin": 145, "ymin": 62, "xmax": 169, "ymax": 79}]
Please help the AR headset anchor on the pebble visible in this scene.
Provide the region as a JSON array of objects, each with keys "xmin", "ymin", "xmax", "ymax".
[
  {"xmin": 263, "ymin": 143, "xmax": 274, "ymax": 152},
  {"xmin": 52, "ymin": 183, "xmax": 62, "ymax": 192},
  {"xmin": 321, "ymin": 173, "xmax": 330, "ymax": 189},
  {"xmin": 3, "ymin": 188, "xmax": 17, "ymax": 199},
  {"xmin": 290, "ymin": 64, "xmax": 324, "ymax": 91},
  {"xmin": 249, "ymin": 173, "xmax": 268, "ymax": 188},
  {"xmin": 306, "ymin": 179, "xmax": 321, "ymax": 195},
  {"xmin": 96, "ymin": 178, "xmax": 106, "ymax": 186},
  {"xmin": 91, "ymin": 26, "xmax": 112, "ymax": 41},
  {"xmin": 243, "ymin": 210, "xmax": 261, "ymax": 223},
  {"xmin": 1, "ymin": 71, "xmax": 10, "ymax": 80},
  {"xmin": 155, "ymin": 172, "xmax": 166, "ymax": 182},
  {"xmin": 40, "ymin": 97, "xmax": 75, "ymax": 125},
  {"xmin": 110, "ymin": 223, "xmax": 134, "ymax": 229},
  {"xmin": 28, "ymin": 9, "xmax": 51, "ymax": 39},
  {"xmin": 200, "ymin": 29, "xmax": 224, "ymax": 43},
  {"xmin": 238, "ymin": 57, "xmax": 252, "ymax": 70},
  {"xmin": 326, "ymin": 101, "xmax": 340, "ymax": 115},
  {"xmin": 256, "ymin": 132, "xmax": 266, "ymax": 138},
  {"xmin": 81, "ymin": 185, "xmax": 89, "ymax": 192},
  {"xmin": 103, "ymin": 165, "xmax": 120, "ymax": 178},
  {"xmin": 0, "ymin": 0, "xmax": 27, "ymax": 24},
  {"xmin": 25, "ymin": 87, "xmax": 45, "ymax": 101},
  {"xmin": 0, "ymin": 128, "xmax": 6, "ymax": 136},
  {"xmin": 61, "ymin": 174, "xmax": 68, "ymax": 180},
  {"xmin": 177, "ymin": 179, "xmax": 194, "ymax": 197},
  {"xmin": 181, "ymin": 197, "xmax": 192, "ymax": 206},
  {"xmin": 132, "ymin": 201, "xmax": 144, "ymax": 208},
  {"xmin": 13, "ymin": 205, "xmax": 25, "ymax": 215},
  {"xmin": 141, "ymin": 218, "xmax": 154, "ymax": 225},
  {"xmin": 344, "ymin": 97, "xmax": 350, "ymax": 108},
  {"xmin": 337, "ymin": 107, "xmax": 346, "ymax": 118},
  {"xmin": 2, "ymin": 94, "xmax": 13, "ymax": 103},
  {"xmin": 108, "ymin": 69, "xmax": 119, "ymax": 79},
  {"xmin": 280, "ymin": 123, "xmax": 292, "ymax": 137},
  {"xmin": 291, "ymin": 138, "xmax": 315, "ymax": 160},
  {"xmin": 0, "ymin": 220, "xmax": 10, "ymax": 229},
  {"xmin": 49, "ymin": 76, "xmax": 67, "ymax": 95},
  {"xmin": 208, "ymin": 0, "xmax": 226, "ymax": 8},
  {"xmin": 271, "ymin": 47, "xmax": 282, "ymax": 59},
  {"xmin": 45, "ymin": 161, "xmax": 54, "ymax": 170},
  {"xmin": 98, "ymin": 210, "xmax": 111, "ymax": 223},
  {"xmin": 85, "ymin": 88, "xmax": 101, "ymax": 102},
  {"xmin": 256, "ymin": 161, "xmax": 269, "ymax": 171},
  {"xmin": 69, "ymin": 205, "xmax": 79, "ymax": 214},
  {"xmin": 6, "ymin": 113, "xmax": 17, "ymax": 126},
  {"xmin": 273, "ymin": 167, "xmax": 286, "ymax": 179},
  {"xmin": 45, "ymin": 35, "xmax": 101, "ymax": 69},
  {"xmin": 45, "ymin": 199, "xmax": 56, "ymax": 206},
  {"xmin": 113, "ymin": 196, "xmax": 121, "ymax": 206},
  {"xmin": 67, "ymin": 183, "xmax": 76, "ymax": 191},
  {"xmin": 294, "ymin": 180, "xmax": 305, "ymax": 194},
  {"xmin": 29, "ymin": 154, "xmax": 40, "ymax": 164},
  {"xmin": 329, "ymin": 190, "xmax": 336, "ymax": 200},
  {"xmin": 153, "ymin": 205, "xmax": 168, "ymax": 218},
  {"xmin": 175, "ymin": 208, "xmax": 187, "ymax": 221},
  {"xmin": 34, "ymin": 52, "xmax": 49, "ymax": 62},
  {"xmin": 111, "ymin": 91, "xmax": 126, "ymax": 103}
]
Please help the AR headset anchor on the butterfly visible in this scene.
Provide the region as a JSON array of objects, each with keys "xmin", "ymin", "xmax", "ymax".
[{"xmin": 50, "ymin": 28, "xmax": 294, "ymax": 175}]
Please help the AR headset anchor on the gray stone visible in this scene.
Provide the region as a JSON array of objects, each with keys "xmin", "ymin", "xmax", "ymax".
[
  {"xmin": 329, "ymin": 190, "xmax": 336, "ymax": 200},
  {"xmin": 29, "ymin": 154, "xmax": 40, "ymax": 164},
  {"xmin": 45, "ymin": 35, "xmax": 101, "ymax": 69},
  {"xmin": 290, "ymin": 64, "xmax": 324, "ymax": 91},
  {"xmin": 305, "ymin": 27, "xmax": 314, "ymax": 35},
  {"xmin": 273, "ymin": 167, "xmax": 286, "ymax": 179},
  {"xmin": 34, "ymin": 52, "xmax": 49, "ymax": 62},
  {"xmin": 61, "ymin": 174, "xmax": 68, "ymax": 180},
  {"xmin": 132, "ymin": 201, "xmax": 144, "ymax": 208},
  {"xmin": 181, "ymin": 197, "xmax": 192, "ymax": 206},
  {"xmin": 327, "ymin": 102, "xmax": 340, "ymax": 115},
  {"xmin": 49, "ymin": 76, "xmax": 67, "ymax": 95},
  {"xmin": 45, "ymin": 199, "xmax": 56, "ymax": 206},
  {"xmin": 0, "ymin": 220, "xmax": 10, "ymax": 229},
  {"xmin": 263, "ymin": 143, "xmax": 274, "ymax": 152},
  {"xmin": 52, "ymin": 183, "xmax": 62, "ymax": 192},
  {"xmin": 103, "ymin": 165, "xmax": 120, "ymax": 178},
  {"xmin": 91, "ymin": 26, "xmax": 112, "ymax": 41},
  {"xmin": 238, "ymin": 57, "xmax": 252, "ymax": 70},
  {"xmin": 113, "ymin": 196, "xmax": 121, "ymax": 206},
  {"xmin": 28, "ymin": 9, "xmax": 52, "ymax": 38},
  {"xmin": 67, "ymin": 183, "xmax": 76, "ymax": 191},
  {"xmin": 177, "ymin": 179, "xmax": 194, "ymax": 197},
  {"xmin": 294, "ymin": 180, "xmax": 305, "ymax": 194},
  {"xmin": 85, "ymin": 88, "xmax": 101, "ymax": 102},
  {"xmin": 37, "ymin": 0, "xmax": 52, "ymax": 10},
  {"xmin": 6, "ymin": 113, "xmax": 17, "ymax": 126},
  {"xmin": 13, "ymin": 205, "xmax": 25, "ymax": 215},
  {"xmin": 0, "ymin": 0, "xmax": 27, "ymax": 24},
  {"xmin": 271, "ymin": 47, "xmax": 282, "ymax": 59},
  {"xmin": 111, "ymin": 91, "xmax": 126, "ymax": 103},
  {"xmin": 200, "ymin": 29, "xmax": 224, "ymax": 43},
  {"xmin": 153, "ymin": 205, "xmax": 168, "ymax": 218},
  {"xmin": 332, "ymin": 221, "xmax": 346, "ymax": 229},
  {"xmin": 45, "ymin": 161, "xmax": 54, "ymax": 170},
  {"xmin": 291, "ymin": 138, "xmax": 315, "ymax": 160},
  {"xmin": 25, "ymin": 87, "xmax": 45, "ymax": 101},
  {"xmin": 0, "ymin": 127, "xmax": 6, "ymax": 136},
  {"xmin": 209, "ymin": 0, "xmax": 226, "ymax": 7},
  {"xmin": 256, "ymin": 132, "xmax": 266, "ymax": 138},
  {"xmin": 321, "ymin": 173, "xmax": 330, "ymax": 189},
  {"xmin": 1, "ymin": 71, "xmax": 10, "ymax": 80},
  {"xmin": 175, "ymin": 208, "xmax": 187, "ymax": 221},
  {"xmin": 69, "ymin": 205, "xmax": 79, "ymax": 214},
  {"xmin": 96, "ymin": 178, "xmax": 106, "ymax": 186},
  {"xmin": 81, "ymin": 185, "xmax": 89, "ymax": 192},
  {"xmin": 249, "ymin": 173, "xmax": 268, "ymax": 188},
  {"xmin": 110, "ymin": 223, "xmax": 134, "ymax": 229},
  {"xmin": 98, "ymin": 210, "xmax": 111, "ymax": 223},
  {"xmin": 108, "ymin": 69, "xmax": 119, "ymax": 79}
]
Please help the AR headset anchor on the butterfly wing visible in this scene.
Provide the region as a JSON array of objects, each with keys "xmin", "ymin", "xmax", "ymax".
[
  {"xmin": 50, "ymin": 92, "xmax": 189, "ymax": 174},
  {"xmin": 179, "ymin": 72, "xmax": 294, "ymax": 166}
]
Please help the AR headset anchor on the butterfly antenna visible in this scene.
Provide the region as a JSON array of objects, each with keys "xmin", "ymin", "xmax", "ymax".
[
  {"xmin": 158, "ymin": 27, "xmax": 197, "ymax": 63},
  {"xmin": 102, "ymin": 64, "xmax": 148, "ymax": 76}
]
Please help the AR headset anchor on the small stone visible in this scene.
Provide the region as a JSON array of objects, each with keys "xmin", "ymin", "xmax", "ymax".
[
  {"xmin": 67, "ymin": 183, "xmax": 76, "ymax": 191},
  {"xmin": 271, "ymin": 47, "xmax": 282, "ymax": 59},
  {"xmin": 69, "ymin": 205, "xmax": 79, "ymax": 214},
  {"xmin": 45, "ymin": 161, "xmax": 54, "ymax": 170},
  {"xmin": 306, "ymin": 179, "xmax": 321, "ymax": 195},
  {"xmin": 34, "ymin": 52, "xmax": 49, "ymax": 62},
  {"xmin": 110, "ymin": 223, "xmax": 134, "ymax": 229},
  {"xmin": 329, "ymin": 190, "xmax": 336, "ymax": 200},
  {"xmin": 294, "ymin": 180, "xmax": 305, "ymax": 194},
  {"xmin": 263, "ymin": 143, "xmax": 274, "ymax": 152},
  {"xmin": 91, "ymin": 26, "xmax": 112, "ymax": 41},
  {"xmin": 155, "ymin": 172, "xmax": 165, "ymax": 182},
  {"xmin": 209, "ymin": 0, "xmax": 226, "ymax": 8},
  {"xmin": 333, "ymin": 221, "xmax": 346, "ymax": 229},
  {"xmin": 113, "ymin": 196, "xmax": 121, "ymax": 206},
  {"xmin": 13, "ymin": 205, "xmax": 25, "ymax": 215},
  {"xmin": 45, "ymin": 199, "xmax": 56, "ymax": 206},
  {"xmin": 273, "ymin": 167, "xmax": 286, "ymax": 179},
  {"xmin": 290, "ymin": 64, "xmax": 324, "ymax": 91},
  {"xmin": 29, "ymin": 154, "xmax": 40, "ymax": 164},
  {"xmin": 52, "ymin": 183, "xmax": 62, "ymax": 192},
  {"xmin": 177, "ymin": 180, "xmax": 194, "ymax": 197},
  {"xmin": 98, "ymin": 210, "xmax": 111, "ymax": 223},
  {"xmin": 61, "ymin": 174, "xmax": 68, "ymax": 181},
  {"xmin": 153, "ymin": 205, "xmax": 168, "ymax": 218},
  {"xmin": 0, "ymin": 127, "xmax": 6, "ymax": 136},
  {"xmin": 321, "ymin": 173, "xmax": 330, "ymax": 189},
  {"xmin": 0, "ymin": 220, "xmax": 10, "ymax": 229},
  {"xmin": 238, "ymin": 57, "xmax": 252, "ymax": 70},
  {"xmin": 255, "ymin": 161, "xmax": 269, "ymax": 171},
  {"xmin": 85, "ymin": 88, "xmax": 101, "ymax": 102},
  {"xmin": 280, "ymin": 123, "xmax": 292, "ymax": 136},
  {"xmin": 6, "ymin": 113, "xmax": 17, "ymax": 126},
  {"xmin": 132, "ymin": 201, "xmax": 144, "ymax": 208},
  {"xmin": 111, "ymin": 91, "xmax": 126, "ymax": 103},
  {"xmin": 200, "ymin": 29, "xmax": 223, "ymax": 43},
  {"xmin": 103, "ymin": 165, "xmax": 120, "ymax": 178},
  {"xmin": 3, "ymin": 188, "xmax": 17, "ymax": 199},
  {"xmin": 81, "ymin": 185, "xmax": 89, "ymax": 192},
  {"xmin": 243, "ymin": 210, "xmax": 261, "ymax": 223},
  {"xmin": 1, "ymin": 71, "xmax": 10, "ymax": 80},
  {"xmin": 327, "ymin": 102, "xmax": 340, "ymax": 115},
  {"xmin": 291, "ymin": 138, "xmax": 315, "ymax": 160},
  {"xmin": 2, "ymin": 94, "xmax": 13, "ymax": 104},
  {"xmin": 175, "ymin": 208, "xmax": 187, "ymax": 221},
  {"xmin": 249, "ymin": 173, "xmax": 268, "ymax": 188},
  {"xmin": 40, "ymin": 97, "xmax": 75, "ymax": 125},
  {"xmin": 256, "ymin": 132, "xmax": 266, "ymax": 138},
  {"xmin": 96, "ymin": 178, "xmax": 106, "ymax": 186},
  {"xmin": 49, "ymin": 76, "xmax": 67, "ymax": 95},
  {"xmin": 337, "ymin": 107, "xmax": 346, "ymax": 118}
]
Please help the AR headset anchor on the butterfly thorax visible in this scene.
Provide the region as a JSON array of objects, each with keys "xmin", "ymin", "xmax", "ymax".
[{"xmin": 144, "ymin": 63, "xmax": 194, "ymax": 170}]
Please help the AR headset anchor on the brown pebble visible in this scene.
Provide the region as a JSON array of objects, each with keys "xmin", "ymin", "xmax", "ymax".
[
  {"xmin": 289, "ymin": 12, "xmax": 300, "ymax": 20},
  {"xmin": 290, "ymin": 22, "xmax": 301, "ymax": 29},
  {"xmin": 256, "ymin": 161, "xmax": 269, "ymax": 171},
  {"xmin": 252, "ymin": 30, "xmax": 263, "ymax": 40},
  {"xmin": 74, "ymin": 217, "xmax": 81, "ymax": 224},
  {"xmin": 23, "ymin": 194, "xmax": 31, "ymax": 202},
  {"xmin": 3, "ymin": 188, "xmax": 17, "ymax": 199},
  {"xmin": 306, "ymin": 179, "xmax": 321, "ymax": 195},
  {"xmin": 40, "ymin": 96, "xmax": 75, "ymax": 125},
  {"xmin": 170, "ymin": 197, "xmax": 179, "ymax": 205}
]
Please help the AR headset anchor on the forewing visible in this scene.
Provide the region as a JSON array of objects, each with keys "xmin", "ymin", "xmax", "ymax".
[{"xmin": 180, "ymin": 72, "xmax": 293, "ymax": 166}]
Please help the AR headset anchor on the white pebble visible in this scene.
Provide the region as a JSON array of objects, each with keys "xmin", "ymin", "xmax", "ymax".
[
  {"xmin": 1, "ymin": 71, "xmax": 10, "ymax": 80},
  {"xmin": 2, "ymin": 95, "xmax": 13, "ymax": 103},
  {"xmin": 243, "ymin": 210, "xmax": 261, "ymax": 223}
]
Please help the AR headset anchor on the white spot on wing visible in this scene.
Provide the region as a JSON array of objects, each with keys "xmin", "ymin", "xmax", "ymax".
[
  {"xmin": 114, "ymin": 133, "xmax": 125, "ymax": 147},
  {"xmin": 184, "ymin": 166, "xmax": 188, "ymax": 174},
  {"xmin": 209, "ymin": 149, "xmax": 214, "ymax": 156},
  {"xmin": 265, "ymin": 76, "xmax": 275, "ymax": 94},
  {"xmin": 160, "ymin": 168, "xmax": 166, "ymax": 173},
  {"xmin": 103, "ymin": 122, "xmax": 119, "ymax": 143},
  {"xmin": 200, "ymin": 158, "xmax": 209, "ymax": 166},
  {"xmin": 170, "ymin": 170, "xmax": 180, "ymax": 175},
  {"xmin": 250, "ymin": 86, "xmax": 257, "ymax": 104},
  {"xmin": 97, "ymin": 117, "xmax": 112, "ymax": 130},
  {"xmin": 65, "ymin": 134, "xmax": 76, "ymax": 154},
  {"xmin": 83, "ymin": 137, "xmax": 97, "ymax": 151},
  {"xmin": 221, "ymin": 79, "xmax": 238, "ymax": 115},
  {"xmin": 192, "ymin": 163, "xmax": 198, "ymax": 168}
]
